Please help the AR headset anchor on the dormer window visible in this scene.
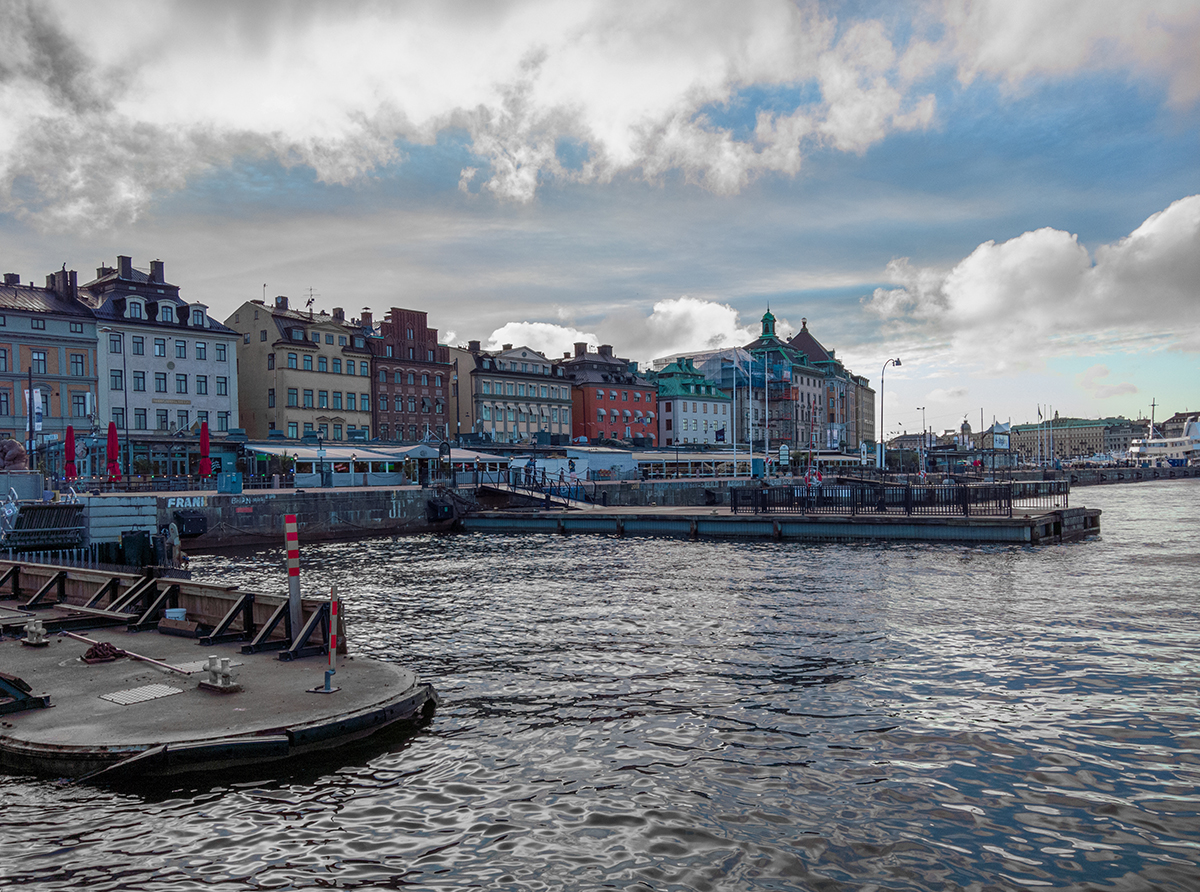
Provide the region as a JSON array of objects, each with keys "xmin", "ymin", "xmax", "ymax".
[
  {"xmin": 292, "ymin": 329, "xmax": 304, "ymax": 341},
  {"xmin": 127, "ymin": 301, "xmax": 143, "ymax": 319},
  {"xmin": 160, "ymin": 304, "xmax": 174, "ymax": 323},
  {"xmin": 191, "ymin": 309, "xmax": 205, "ymax": 326}
]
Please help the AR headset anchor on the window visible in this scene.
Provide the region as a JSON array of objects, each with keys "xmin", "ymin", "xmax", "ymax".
[
  {"xmin": 379, "ymin": 369, "xmax": 387, "ymax": 382},
  {"xmin": 346, "ymin": 361, "xmax": 355, "ymax": 376},
  {"xmin": 192, "ymin": 309, "xmax": 204, "ymax": 326},
  {"xmin": 379, "ymin": 395, "xmax": 388, "ymax": 411},
  {"xmin": 112, "ymin": 407, "xmax": 125, "ymax": 429},
  {"xmin": 216, "ymin": 377, "xmax": 227, "ymax": 396},
  {"xmin": 31, "ymin": 318, "xmax": 46, "ymax": 330},
  {"xmin": 634, "ymin": 392, "xmax": 641, "ymax": 402},
  {"xmin": 304, "ymin": 422, "xmax": 313, "ymax": 433},
  {"xmin": 333, "ymin": 424, "xmax": 343, "ymax": 440},
  {"xmin": 303, "ymin": 354, "xmax": 312, "ymax": 371},
  {"xmin": 177, "ymin": 410, "xmax": 189, "ymax": 429},
  {"xmin": 196, "ymin": 341, "xmax": 206, "ymax": 360},
  {"xmin": 482, "ymin": 381, "xmax": 491, "ymax": 395},
  {"xmin": 109, "ymin": 334, "xmax": 122, "ymax": 354},
  {"xmin": 154, "ymin": 338, "xmax": 166, "ymax": 357},
  {"xmin": 132, "ymin": 336, "xmax": 144, "ymax": 355},
  {"xmin": 540, "ymin": 385, "xmax": 547, "ymax": 398},
  {"xmin": 175, "ymin": 374, "xmax": 188, "ymax": 393},
  {"xmin": 434, "ymin": 400, "xmax": 443, "ymax": 415},
  {"xmin": 133, "ymin": 371, "xmax": 145, "ymax": 391},
  {"xmin": 0, "ymin": 392, "xmax": 7, "ymax": 415},
  {"xmin": 175, "ymin": 340, "xmax": 187, "ymax": 359},
  {"xmin": 288, "ymin": 421, "xmax": 298, "ymax": 438},
  {"xmin": 154, "ymin": 372, "xmax": 167, "ymax": 392},
  {"xmin": 267, "ymin": 353, "xmax": 275, "ymax": 370},
  {"xmin": 385, "ymin": 345, "xmax": 393, "ymax": 357},
  {"xmin": 216, "ymin": 343, "xmax": 227, "ymax": 361},
  {"xmin": 407, "ymin": 372, "xmax": 414, "ymax": 385},
  {"xmin": 407, "ymin": 397, "xmax": 416, "ymax": 412},
  {"xmin": 70, "ymin": 321, "xmax": 84, "ymax": 333},
  {"xmin": 325, "ymin": 334, "xmax": 334, "ymax": 344},
  {"xmin": 517, "ymin": 383, "xmax": 525, "ymax": 397},
  {"xmin": 596, "ymin": 389, "xmax": 604, "ymax": 399},
  {"xmin": 196, "ymin": 375, "xmax": 208, "ymax": 395},
  {"xmin": 287, "ymin": 353, "xmax": 298, "ymax": 369},
  {"xmin": 435, "ymin": 375, "xmax": 443, "ymax": 387},
  {"xmin": 72, "ymin": 393, "xmax": 88, "ymax": 417},
  {"xmin": 260, "ymin": 330, "xmax": 267, "ymax": 342},
  {"xmin": 292, "ymin": 329, "xmax": 304, "ymax": 341},
  {"xmin": 332, "ymin": 392, "xmax": 342, "ymax": 410},
  {"xmin": 218, "ymin": 411, "xmax": 230, "ymax": 432},
  {"xmin": 346, "ymin": 393, "xmax": 356, "ymax": 411},
  {"xmin": 268, "ymin": 388, "xmax": 275, "ymax": 408},
  {"xmin": 134, "ymin": 408, "xmax": 147, "ymax": 430},
  {"xmin": 623, "ymin": 391, "xmax": 628, "ymax": 401},
  {"xmin": 332, "ymin": 358, "xmax": 342, "ymax": 373},
  {"xmin": 160, "ymin": 305, "xmax": 174, "ymax": 323},
  {"xmin": 338, "ymin": 335, "xmax": 347, "ymax": 346},
  {"xmin": 318, "ymin": 390, "xmax": 328, "ymax": 408},
  {"xmin": 318, "ymin": 423, "xmax": 328, "ymax": 437},
  {"xmin": 156, "ymin": 409, "xmax": 169, "ymax": 430},
  {"xmin": 422, "ymin": 374, "xmax": 429, "ymax": 386},
  {"xmin": 303, "ymin": 389, "xmax": 314, "ymax": 408},
  {"xmin": 360, "ymin": 361, "xmax": 369, "ymax": 375},
  {"xmin": 287, "ymin": 388, "xmax": 298, "ymax": 407},
  {"xmin": 318, "ymin": 356, "xmax": 327, "ymax": 372},
  {"xmin": 31, "ymin": 351, "xmax": 47, "ymax": 374},
  {"xmin": 354, "ymin": 337, "xmax": 364, "ymax": 349},
  {"xmin": 197, "ymin": 411, "xmax": 208, "ymax": 426},
  {"xmin": 428, "ymin": 350, "xmax": 435, "ymax": 362},
  {"xmin": 70, "ymin": 354, "xmax": 85, "ymax": 376}
]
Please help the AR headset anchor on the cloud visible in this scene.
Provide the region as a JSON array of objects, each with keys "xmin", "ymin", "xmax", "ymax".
[
  {"xmin": 941, "ymin": 0, "xmax": 1200, "ymax": 106},
  {"xmin": 864, "ymin": 194, "xmax": 1200, "ymax": 364},
  {"xmin": 483, "ymin": 295, "xmax": 760, "ymax": 369},
  {"xmin": 926, "ymin": 386, "xmax": 969, "ymax": 402},
  {"xmin": 484, "ymin": 321, "xmax": 599, "ymax": 359},
  {"xmin": 1077, "ymin": 364, "xmax": 1137, "ymax": 399},
  {"xmin": 0, "ymin": 0, "xmax": 939, "ymax": 227}
]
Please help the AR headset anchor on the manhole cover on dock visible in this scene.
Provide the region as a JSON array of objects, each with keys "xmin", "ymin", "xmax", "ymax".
[{"xmin": 100, "ymin": 684, "xmax": 184, "ymax": 706}]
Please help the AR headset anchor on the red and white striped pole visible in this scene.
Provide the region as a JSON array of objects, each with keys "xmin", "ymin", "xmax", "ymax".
[
  {"xmin": 285, "ymin": 514, "xmax": 302, "ymax": 638},
  {"xmin": 329, "ymin": 584, "xmax": 339, "ymax": 668}
]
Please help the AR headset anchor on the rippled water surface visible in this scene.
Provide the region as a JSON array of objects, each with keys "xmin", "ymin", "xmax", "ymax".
[{"xmin": 3, "ymin": 481, "xmax": 1199, "ymax": 890}]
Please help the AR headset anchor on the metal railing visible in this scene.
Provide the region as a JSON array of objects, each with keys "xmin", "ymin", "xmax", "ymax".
[
  {"xmin": 730, "ymin": 480, "xmax": 1069, "ymax": 517},
  {"xmin": 498, "ymin": 468, "xmax": 597, "ymax": 508},
  {"xmin": 50, "ymin": 474, "xmax": 294, "ymax": 493}
]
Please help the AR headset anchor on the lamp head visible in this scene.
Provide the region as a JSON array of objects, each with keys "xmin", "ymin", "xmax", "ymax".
[{"xmin": 894, "ymin": 358, "xmax": 902, "ymax": 367}]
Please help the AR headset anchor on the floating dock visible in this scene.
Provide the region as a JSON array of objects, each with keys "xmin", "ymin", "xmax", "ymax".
[
  {"xmin": 463, "ymin": 504, "xmax": 1101, "ymax": 544},
  {"xmin": 0, "ymin": 562, "xmax": 436, "ymax": 780}
]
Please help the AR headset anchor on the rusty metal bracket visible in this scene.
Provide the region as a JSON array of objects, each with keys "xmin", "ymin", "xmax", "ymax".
[{"xmin": 0, "ymin": 671, "xmax": 51, "ymax": 715}]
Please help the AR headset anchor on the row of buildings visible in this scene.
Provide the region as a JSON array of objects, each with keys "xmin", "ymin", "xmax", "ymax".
[{"xmin": 3, "ymin": 256, "xmax": 877, "ymax": 472}]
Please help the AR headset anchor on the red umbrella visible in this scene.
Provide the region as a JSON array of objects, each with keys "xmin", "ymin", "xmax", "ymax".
[
  {"xmin": 106, "ymin": 421, "xmax": 121, "ymax": 481},
  {"xmin": 64, "ymin": 425, "xmax": 77, "ymax": 480},
  {"xmin": 199, "ymin": 421, "xmax": 212, "ymax": 477}
]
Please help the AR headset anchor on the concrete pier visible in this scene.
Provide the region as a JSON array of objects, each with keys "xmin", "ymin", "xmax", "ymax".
[{"xmin": 0, "ymin": 563, "xmax": 436, "ymax": 779}]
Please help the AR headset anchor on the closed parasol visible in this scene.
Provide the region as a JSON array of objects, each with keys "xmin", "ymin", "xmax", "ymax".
[
  {"xmin": 105, "ymin": 421, "xmax": 121, "ymax": 481},
  {"xmin": 199, "ymin": 421, "xmax": 212, "ymax": 477},
  {"xmin": 64, "ymin": 425, "xmax": 77, "ymax": 479}
]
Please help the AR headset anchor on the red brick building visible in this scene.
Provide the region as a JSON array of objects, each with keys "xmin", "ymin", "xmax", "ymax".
[
  {"xmin": 557, "ymin": 343, "xmax": 657, "ymax": 444},
  {"xmin": 373, "ymin": 307, "xmax": 452, "ymax": 442}
]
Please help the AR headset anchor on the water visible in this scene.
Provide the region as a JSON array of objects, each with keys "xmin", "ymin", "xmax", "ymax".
[{"xmin": 2, "ymin": 481, "xmax": 1198, "ymax": 891}]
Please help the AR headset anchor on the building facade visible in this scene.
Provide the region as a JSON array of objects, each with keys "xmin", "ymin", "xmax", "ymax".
[
  {"xmin": 656, "ymin": 357, "xmax": 731, "ymax": 446},
  {"xmin": 0, "ymin": 269, "xmax": 98, "ymax": 461},
  {"xmin": 558, "ymin": 343, "xmax": 657, "ymax": 445},
  {"xmin": 84, "ymin": 257, "xmax": 239, "ymax": 444},
  {"xmin": 225, "ymin": 297, "xmax": 372, "ymax": 441},
  {"xmin": 787, "ymin": 318, "xmax": 874, "ymax": 451},
  {"xmin": 373, "ymin": 307, "xmax": 452, "ymax": 442},
  {"xmin": 450, "ymin": 341, "xmax": 573, "ymax": 444}
]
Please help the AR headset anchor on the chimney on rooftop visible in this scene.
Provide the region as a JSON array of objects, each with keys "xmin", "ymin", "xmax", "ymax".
[
  {"xmin": 468, "ymin": 339, "xmax": 481, "ymax": 353},
  {"xmin": 502, "ymin": 343, "xmax": 512, "ymax": 351},
  {"xmin": 332, "ymin": 307, "xmax": 344, "ymax": 322},
  {"xmin": 563, "ymin": 352, "xmax": 570, "ymax": 359},
  {"xmin": 3, "ymin": 273, "xmax": 19, "ymax": 286},
  {"xmin": 598, "ymin": 344, "xmax": 613, "ymax": 358},
  {"xmin": 360, "ymin": 309, "xmax": 372, "ymax": 327},
  {"xmin": 117, "ymin": 255, "xmax": 133, "ymax": 279},
  {"xmin": 149, "ymin": 260, "xmax": 164, "ymax": 283},
  {"xmin": 275, "ymin": 295, "xmax": 289, "ymax": 310},
  {"xmin": 574, "ymin": 342, "xmax": 587, "ymax": 357}
]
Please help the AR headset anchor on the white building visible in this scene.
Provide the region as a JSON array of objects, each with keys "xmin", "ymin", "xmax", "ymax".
[{"xmin": 83, "ymin": 256, "xmax": 240, "ymax": 438}]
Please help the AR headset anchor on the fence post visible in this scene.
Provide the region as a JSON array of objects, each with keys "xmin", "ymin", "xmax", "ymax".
[{"xmin": 905, "ymin": 484, "xmax": 912, "ymax": 516}]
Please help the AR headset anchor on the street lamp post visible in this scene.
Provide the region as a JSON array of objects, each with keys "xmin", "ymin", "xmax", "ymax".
[
  {"xmin": 916, "ymin": 405, "xmax": 926, "ymax": 474},
  {"xmin": 878, "ymin": 357, "xmax": 901, "ymax": 472},
  {"xmin": 98, "ymin": 327, "xmax": 131, "ymax": 477}
]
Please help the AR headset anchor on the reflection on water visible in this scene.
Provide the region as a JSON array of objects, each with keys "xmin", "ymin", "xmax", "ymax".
[{"xmin": 2, "ymin": 481, "xmax": 1198, "ymax": 890}]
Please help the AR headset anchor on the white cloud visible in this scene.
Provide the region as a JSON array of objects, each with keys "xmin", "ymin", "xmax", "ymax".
[
  {"xmin": 485, "ymin": 321, "xmax": 599, "ymax": 359},
  {"xmin": 941, "ymin": 0, "xmax": 1200, "ymax": 106},
  {"xmin": 864, "ymin": 194, "xmax": 1200, "ymax": 364},
  {"xmin": 0, "ymin": 0, "xmax": 938, "ymax": 227}
]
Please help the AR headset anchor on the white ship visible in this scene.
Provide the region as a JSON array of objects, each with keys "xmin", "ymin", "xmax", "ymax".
[{"xmin": 1128, "ymin": 417, "xmax": 1200, "ymax": 467}]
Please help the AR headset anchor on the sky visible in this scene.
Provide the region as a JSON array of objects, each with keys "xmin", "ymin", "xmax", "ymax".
[{"xmin": 1, "ymin": 0, "xmax": 1198, "ymax": 439}]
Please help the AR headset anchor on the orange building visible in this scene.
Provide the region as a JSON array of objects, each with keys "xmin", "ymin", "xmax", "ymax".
[{"xmin": 557, "ymin": 343, "xmax": 657, "ymax": 444}]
